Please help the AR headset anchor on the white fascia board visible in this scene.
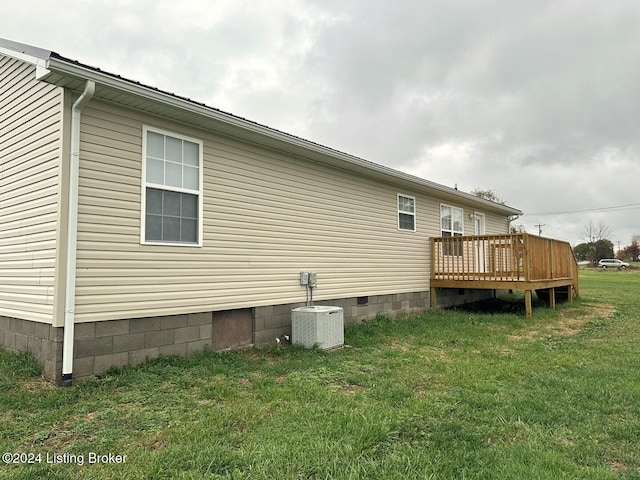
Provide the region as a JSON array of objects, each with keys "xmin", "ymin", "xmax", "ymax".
[
  {"xmin": 43, "ymin": 57, "xmax": 521, "ymax": 217},
  {"xmin": 0, "ymin": 45, "xmax": 51, "ymax": 77}
]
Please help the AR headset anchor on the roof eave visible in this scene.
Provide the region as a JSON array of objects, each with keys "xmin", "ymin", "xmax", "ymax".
[
  {"xmin": 0, "ymin": 39, "xmax": 52, "ymax": 78},
  {"xmin": 39, "ymin": 56, "xmax": 521, "ymax": 217}
]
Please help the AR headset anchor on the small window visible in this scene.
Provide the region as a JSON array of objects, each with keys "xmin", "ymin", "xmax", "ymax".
[
  {"xmin": 441, "ymin": 204, "xmax": 464, "ymax": 256},
  {"xmin": 398, "ymin": 194, "xmax": 416, "ymax": 231},
  {"xmin": 141, "ymin": 127, "xmax": 203, "ymax": 246}
]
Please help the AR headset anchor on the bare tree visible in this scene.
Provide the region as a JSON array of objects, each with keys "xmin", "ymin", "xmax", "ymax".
[
  {"xmin": 583, "ymin": 220, "xmax": 612, "ymax": 243},
  {"xmin": 510, "ymin": 223, "xmax": 526, "ymax": 234},
  {"xmin": 471, "ymin": 188, "xmax": 506, "ymax": 205}
]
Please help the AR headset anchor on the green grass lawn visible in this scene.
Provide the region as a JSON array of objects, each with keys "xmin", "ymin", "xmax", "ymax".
[{"xmin": 2, "ymin": 270, "xmax": 639, "ymax": 479}]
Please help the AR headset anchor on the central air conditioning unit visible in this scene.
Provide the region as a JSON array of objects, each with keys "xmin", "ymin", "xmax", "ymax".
[{"xmin": 291, "ymin": 306, "xmax": 344, "ymax": 350}]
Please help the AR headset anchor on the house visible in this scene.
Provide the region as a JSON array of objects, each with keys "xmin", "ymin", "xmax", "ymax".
[{"xmin": 1, "ymin": 39, "xmax": 574, "ymax": 384}]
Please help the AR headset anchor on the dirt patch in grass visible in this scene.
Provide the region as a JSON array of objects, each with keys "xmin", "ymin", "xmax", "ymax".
[
  {"xmin": 243, "ymin": 350, "xmax": 286, "ymax": 365},
  {"xmin": 18, "ymin": 378, "xmax": 56, "ymax": 392},
  {"xmin": 606, "ymin": 459, "xmax": 628, "ymax": 473},
  {"xmin": 415, "ymin": 346, "xmax": 451, "ymax": 363},
  {"xmin": 388, "ymin": 340, "xmax": 414, "ymax": 352},
  {"xmin": 498, "ymin": 347, "xmax": 517, "ymax": 356},
  {"xmin": 337, "ymin": 384, "xmax": 366, "ymax": 395},
  {"xmin": 550, "ymin": 302, "xmax": 615, "ymax": 337},
  {"xmin": 40, "ymin": 426, "xmax": 92, "ymax": 450},
  {"xmin": 84, "ymin": 411, "xmax": 99, "ymax": 421},
  {"xmin": 508, "ymin": 302, "xmax": 616, "ymax": 343},
  {"xmin": 136, "ymin": 431, "xmax": 169, "ymax": 451}
]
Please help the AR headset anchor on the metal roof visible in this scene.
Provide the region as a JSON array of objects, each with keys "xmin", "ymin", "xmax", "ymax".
[
  {"xmin": 0, "ymin": 38, "xmax": 521, "ymax": 216},
  {"xmin": 0, "ymin": 38, "xmax": 51, "ymax": 60}
]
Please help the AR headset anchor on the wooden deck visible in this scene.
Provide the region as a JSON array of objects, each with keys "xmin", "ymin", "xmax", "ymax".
[{"xmin": 430, "ymin": 233, "xmax": 579, "ymax": 317}]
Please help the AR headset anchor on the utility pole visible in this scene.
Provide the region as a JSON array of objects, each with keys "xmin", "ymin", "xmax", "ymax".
[{"xmin": 534, "ymin": 224, "xmax": 545, "ymax": 236}]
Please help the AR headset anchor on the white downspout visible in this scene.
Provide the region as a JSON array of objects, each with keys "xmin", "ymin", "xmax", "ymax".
[{"xmin": 61, "ymin": 80, "xmax": 95, "ymax": 387}]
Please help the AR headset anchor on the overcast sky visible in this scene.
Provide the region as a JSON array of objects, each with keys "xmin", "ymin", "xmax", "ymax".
[{"xmin": 3, "ymin": 0, "xmax": 639, "ymax": 248}]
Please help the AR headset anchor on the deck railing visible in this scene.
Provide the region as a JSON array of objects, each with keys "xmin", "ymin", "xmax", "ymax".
[{"xmin": 430, "ymin": 233, "xmax": 579, "ymax": 294}]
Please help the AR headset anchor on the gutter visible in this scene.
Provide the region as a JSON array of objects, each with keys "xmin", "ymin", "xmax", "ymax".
[
  {"xmin": 42, "ymin": 57, "xmax": 520, "ymax": 217},
  {"xmin": 61, "ymin": 80, "xmax": 95, "ymax": 387}
]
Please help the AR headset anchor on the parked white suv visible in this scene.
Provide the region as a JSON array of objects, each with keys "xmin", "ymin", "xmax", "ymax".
[{"xmin": 597, "ymin": 259, "xmax": 629, "ymax": 269}]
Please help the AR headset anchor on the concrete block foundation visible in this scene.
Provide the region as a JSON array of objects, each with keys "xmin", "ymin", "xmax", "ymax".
[{"xmin": 1, "ymin": 288, "xmax": 492, "ymax": 383}]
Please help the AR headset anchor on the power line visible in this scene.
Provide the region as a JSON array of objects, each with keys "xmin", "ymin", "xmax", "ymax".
[{"xmin": 523, "ymin": 202, "xmax": 640, "ymax": 216}]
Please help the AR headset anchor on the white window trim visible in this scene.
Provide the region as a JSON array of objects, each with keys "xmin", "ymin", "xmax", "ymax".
[
  {"xmin": 140, "ymin": 125, "xmax": 204, "ymax": 247},
  {"xmin": 473, "ymin": 212, "xmax": 486, "ymax": 235},
  {"xmin": 440, "ymin": 203, "xmax": 464, "ymax": 236},
  {"xmin": 440, "ymin": 203, "xmax": 465, "ymax": 256},
  {"xmin": 397, "ymin": 193, "xmax": 416, "ymax": 232}
]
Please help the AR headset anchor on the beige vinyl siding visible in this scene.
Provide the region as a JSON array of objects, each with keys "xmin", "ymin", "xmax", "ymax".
[
  {"xmin": 484, "ymin": 211, "xmax": 510, "ymax": 234},
  {"xmin": 73, "ymin": 101, "xmax": 432, "ymax": 322},
  {"xmin": 74, "ymin": 101, "xmax": 514, "ymax": 322},
  {"xmin": 0, "ymin": 55, "xmax": 62, "ymax": 323}
]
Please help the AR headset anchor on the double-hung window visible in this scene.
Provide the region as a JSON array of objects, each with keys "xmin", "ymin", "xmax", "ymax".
[
  {"xmin": 441, "ymin": 204, "xmax": 464, "ymax": 256},
  {"xmin": 142, "ymin": 126, "xmax": 203, "ymax": 246},
  {"xmin": 398, "ymin": 194, "xmax": 416, "ymax": 231}
]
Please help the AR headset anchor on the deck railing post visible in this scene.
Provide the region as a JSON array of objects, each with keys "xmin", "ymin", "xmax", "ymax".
[
  {"xmin": 549, "ymin": 239, "xmax": 554, "ymax": 280},
  {"xmin": 430, "ymin": 237, "xmax": 436, "ymax": 281},
  {"xmin": 522, "ymin": 233, "xmax": 531, "ymax": 282}
]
